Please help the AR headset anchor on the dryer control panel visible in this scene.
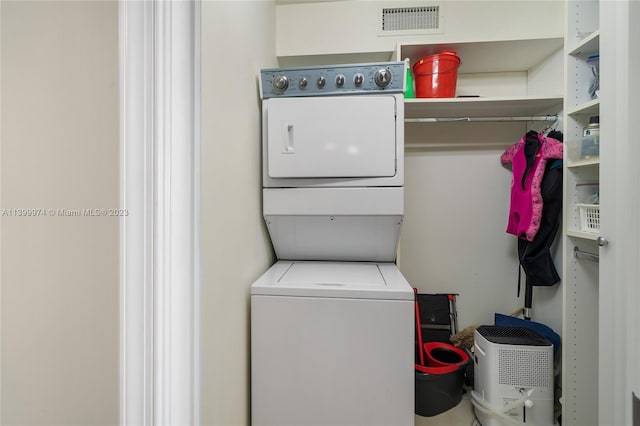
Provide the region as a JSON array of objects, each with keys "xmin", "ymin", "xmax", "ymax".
[{"xmin": 260, "ymin": 62, "xmax": 405, "ymax": 98}]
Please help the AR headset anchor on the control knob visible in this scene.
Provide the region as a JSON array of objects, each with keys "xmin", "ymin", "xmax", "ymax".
[
  {"xmin": 317, "ymin": 76, "xmax": 326, "ymax": 88},
  {"xmin": 272, "ymin": 74, "xmax": 289, "ymax": 91},
  {"xmin": 374, "ymin": 68, "xmax": 392, "ymax": 88},
  {"xmin": 353, "ymin": 73, "xmax": 364, "ymax": 86},
  {"xmin": 335, "ymin": 74, "xmax": 345, "ymax": 87},
  {"xmin": 298, "ymin": 77, "xmax": 308, "ymax": 88}
]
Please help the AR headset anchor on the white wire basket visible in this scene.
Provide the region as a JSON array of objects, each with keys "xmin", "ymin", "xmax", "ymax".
[{"xmin": 577, "ymin": 203, "xmax": 600, "ymax": 233}]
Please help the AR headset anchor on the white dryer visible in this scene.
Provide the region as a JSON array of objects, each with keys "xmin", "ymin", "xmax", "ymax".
[{"xmin": 252, "ymin": 62, "xmax": 413, "ymax": 426}]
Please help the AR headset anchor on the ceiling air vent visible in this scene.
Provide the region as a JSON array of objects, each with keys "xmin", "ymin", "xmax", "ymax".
[{"xmin": 379, "ymin": 5, "xmax": 442, "ymax": 35}]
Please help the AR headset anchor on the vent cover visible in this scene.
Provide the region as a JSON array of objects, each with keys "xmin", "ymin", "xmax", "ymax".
[
  {"xmin": 498, "ymin": 348, "xmax": 552, "ymax": 388},
  {"xmin": 381, "ymin": 6, "xmax": 440, "ymax": 32}
]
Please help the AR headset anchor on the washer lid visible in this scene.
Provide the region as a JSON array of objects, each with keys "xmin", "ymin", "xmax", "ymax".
[{"xmin": 251, "ymin": 261, "xmax": 413, "ymax": 300}]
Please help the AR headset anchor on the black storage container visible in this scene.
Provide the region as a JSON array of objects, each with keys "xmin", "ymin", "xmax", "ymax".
[
  {"xmin": 415, "ymin": 365, "xmax": 467, "ymax": 417},
  {"xmin": 414, "ymin": 291, "xmax": 467, "ymax": 417}
]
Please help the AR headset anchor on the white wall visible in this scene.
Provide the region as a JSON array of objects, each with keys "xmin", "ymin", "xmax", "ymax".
[
  {"xmin": 276, "ymin": 0, "xmax": 565, "ymax": 333},
  {"xmin": 399, "ymin": 123, "xmax": 527, "ymax": 328},
  {"xmin": 201, "ymin": 2, "xmax": 276, "ymax": 425},
  {"xmin": 277, "ymin": 0, "xmax": 564, "ymax": 63},
  {"xmin": 399, "ymin": 122, "xmax": 563, "ymax": 331},
  {"xmin": 1, "ymin": 1, "xmax": 119, "ymax": 424},
  {"xmin": 400, "ymin": 110, "xmax": 563, "ymax": 329}
]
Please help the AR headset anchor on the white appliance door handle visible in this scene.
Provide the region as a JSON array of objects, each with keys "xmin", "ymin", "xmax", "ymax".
[{"xmin": 282, "ymin": 122, "xmax": 294, "ymax": 154}]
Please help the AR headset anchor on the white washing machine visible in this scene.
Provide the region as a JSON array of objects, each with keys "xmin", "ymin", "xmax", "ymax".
[
  {"xmin": 252, "ymin": 62, "xmax": 413, "ymax": 426},
  {"xmin": 252, "ymin": 261, "xmax": 414, "ymax": 426}
]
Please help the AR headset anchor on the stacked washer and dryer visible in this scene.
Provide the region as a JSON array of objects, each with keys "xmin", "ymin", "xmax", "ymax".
[{"xmin": 251, "ymin": 62, "xmax": 414, "ymax": 426}]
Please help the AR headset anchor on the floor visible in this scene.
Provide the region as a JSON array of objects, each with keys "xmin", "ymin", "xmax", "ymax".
[{"xmin": 415, "ymin": 392, "xmax": 477, "ymax": 426}]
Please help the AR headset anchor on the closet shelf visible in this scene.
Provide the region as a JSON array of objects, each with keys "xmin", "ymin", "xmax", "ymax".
[
  {"xmin": 568, "ymin": 98, "xmax": 600, "ymax": 116},
  {"xmin": 568, "ymin": 30, "xmax": 600, "ymax": 57},
  {"xmin": 397, "ymin": 37, "xmax": 563, "ymax": 73},
  {"xmin": 567, "ymin": 229, "xmax": 599, "ymax": 241},
  {"xmin": 404, "ymin": 96, "xmax": 563, "ymax": 120},
  {"xmin": 567, "ymin": 157, "xmax": 600, "ymax": 169}
]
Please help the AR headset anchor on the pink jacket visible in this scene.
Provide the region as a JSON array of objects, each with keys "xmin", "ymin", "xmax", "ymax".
[{"xmin": 501, "ymin": 133, "xmax": 563, "ymax": 241}]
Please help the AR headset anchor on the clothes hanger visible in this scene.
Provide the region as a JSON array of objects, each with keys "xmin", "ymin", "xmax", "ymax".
[{"xmin": 538, "ymin": 116, "xmax": 560, "ymax": 135}]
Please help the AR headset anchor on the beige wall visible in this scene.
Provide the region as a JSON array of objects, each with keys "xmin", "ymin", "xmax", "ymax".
[
  {"xmin": 200, "ymin": 1, "xmax": 276, "ymax": 425},
  {"xmin": 1, "ymin": 1, "xmax": 119, "ymax": 425}
]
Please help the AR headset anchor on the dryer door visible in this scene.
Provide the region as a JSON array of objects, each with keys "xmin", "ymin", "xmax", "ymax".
[{"xmin": 265, "ymin": 95, "xmax": 397, "ymax": 178}]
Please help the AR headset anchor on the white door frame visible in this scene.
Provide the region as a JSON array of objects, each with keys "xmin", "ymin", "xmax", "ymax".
[
  {"xmin": 119, "ymin": 1, "xmax": 201, "ymax": 425},
  {"xmin": 599, "ymin": 1, "xmax": 640, "ymax": 424}
]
